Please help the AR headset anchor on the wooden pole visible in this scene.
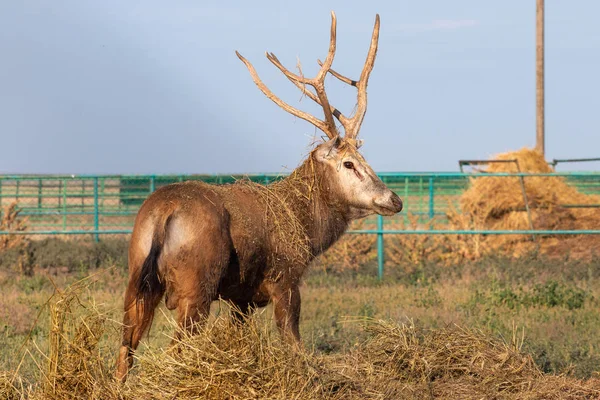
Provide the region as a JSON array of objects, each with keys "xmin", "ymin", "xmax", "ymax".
[{"xmin": 536, "ymin": 0, "xmax": 545, "ymax": 155}]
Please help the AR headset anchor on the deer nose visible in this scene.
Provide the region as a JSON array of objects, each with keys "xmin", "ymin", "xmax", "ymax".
[{"xmin": 390, "ymin": 192, "xmax": 403, "ymax": 213}]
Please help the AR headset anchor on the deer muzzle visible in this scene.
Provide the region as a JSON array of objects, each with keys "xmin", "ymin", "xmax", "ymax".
[{"xmin": 373, "ymin": 192, "xmax": 403, "ymax": 216}]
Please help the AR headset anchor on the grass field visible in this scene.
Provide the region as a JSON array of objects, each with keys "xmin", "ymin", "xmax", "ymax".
[{"xmin": 1, "ymin": 238, "xmax": 600, "ymax": 398}]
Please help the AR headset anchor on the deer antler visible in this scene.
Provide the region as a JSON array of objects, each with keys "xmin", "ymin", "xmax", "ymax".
[
  {"xmin": 317, "ymin": 14, "xmax": 380, "ymax": 139},
  {"xmin": 236, "ymin": 11, "xmax": 380, "ymax": 141}
]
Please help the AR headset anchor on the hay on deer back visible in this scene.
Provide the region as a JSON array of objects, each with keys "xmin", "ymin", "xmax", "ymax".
[
  {"xmin": 233, "ymin": 178, "xmax": 312, "ymax": 265},
  {"xmin": 220, "ymin": 157, "xmax": 326, "ymax": 272}
]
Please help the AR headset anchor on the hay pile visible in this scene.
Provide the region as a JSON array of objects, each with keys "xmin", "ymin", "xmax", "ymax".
[
  {"xmin": 356, "ymin": 321, "xmax": 600, "ymax": 399},
  {"xmin": 5, "ymin": 288, "xmax": 600, "ymax": 399},
  {"xmin": 0, "ymin": 371, "xmax": 23, "ymax": 400},
  {"xmin": 453, "ymin": 148, "xmax": 600, "ymax": 258},
  {"xmin": 124, "ymin": 316, "xmax": 600, "ymax": 399},
  {"xmin": 125, "ymin": 312, "xmax": 352, "ymax": 400},
  {"xmin": 35, "ymin": 281, "xmax": 119, "ymax": 400}
]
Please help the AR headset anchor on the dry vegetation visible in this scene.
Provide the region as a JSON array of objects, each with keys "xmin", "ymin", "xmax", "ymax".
[
  {"xmin": 0, "ymin": 203, "xmax": 33, "ymax": 276},
  {"xmin": 0, "ymin": 253, "xmax": 600, "ymax": 399},
  {"xmin": 1, "ymin": 203, "xmax": 28, "ymax": 252},
  {"xmin": 2, "ymin": 271, "xmax": 600, "ymax": 400},
  {"xmin": 453, "ymin": 148, "xmax": 600, "ymax": 259}
]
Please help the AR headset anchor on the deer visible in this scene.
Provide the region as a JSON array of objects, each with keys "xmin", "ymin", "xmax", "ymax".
[{"xmin": 115, "ymin": 11, "xmax": 402, "ymax": 382}]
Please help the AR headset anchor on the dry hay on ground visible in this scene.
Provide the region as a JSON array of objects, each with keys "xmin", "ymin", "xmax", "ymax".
[
  {"xmin": 34, "ymin": 281, "xmax": 119, "ymax": 400},
  {"xmin": 5, "ymin": 283, "xmax": 600, "ymax": 400},
  {"xmin": 0, "ymin": 370, "xmax": 23, "ymax": 400}
]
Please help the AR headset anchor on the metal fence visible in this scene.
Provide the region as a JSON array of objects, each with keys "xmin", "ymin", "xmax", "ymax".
[{"xmin": 1, "ymin": 172, "xmax": 600, "ymax": 278}]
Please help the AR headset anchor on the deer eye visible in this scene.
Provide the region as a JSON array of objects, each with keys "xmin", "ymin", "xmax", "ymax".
[{"xmin": 343, "ymin": 161, "xmax": 354, "ymax": 169}]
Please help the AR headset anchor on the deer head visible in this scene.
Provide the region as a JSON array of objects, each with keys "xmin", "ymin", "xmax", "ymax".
[{"xmin": 236, "ymin": 11, "xmax": 402, "ymax": 220}]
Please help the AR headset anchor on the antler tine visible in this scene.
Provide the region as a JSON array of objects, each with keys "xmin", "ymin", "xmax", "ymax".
[
  {"xmin": 263, "ymin": 11, "xmax": 340, "ymax": 138},
  {"xmin": 278, "ymin": 71, "xmax": 350, "ymax": 127},
  {"xmin": 347, "ymin": 14, "xmax": 380, "ymax": 139},
  {"xmin": 266, "ymin": 53, "xmax": 311, "ymax": 85},
  {"xmin": 310, "ymin": 10, "xmax": 339, "ymax": 136},
  {"xmin": 236, "ymin": 51, "xmax": 330, "ymax": 135},
  {"xmin": 316, "ymin": 14, "xmax": 380, "ymax": 140},
  {"xmin": 317, "ymin": 59, "xmax": 357, "ymax": 87}
]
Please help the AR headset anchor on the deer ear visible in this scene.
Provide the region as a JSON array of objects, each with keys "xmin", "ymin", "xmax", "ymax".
[{"xmin": 315, "ymin": 135, "xmax": 342, "ymax": 161}]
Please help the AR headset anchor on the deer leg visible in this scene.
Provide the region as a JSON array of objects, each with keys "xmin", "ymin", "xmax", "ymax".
[
  {"xmin": 176, "ymin": 295, "xmax": 213, "ymax": 337},
  {"xmin": 229, "ymin": 300, "xmax": 257, "ymax": 325},
  {"xmin": 172, "ymin": 270, "xmax": 222, "ymax": 341},
  {"xmin": 115, "ymin": 277, "xmax": 164, "ymax": 382},
  {"xmin": 270, "ymin": 284, "xmax": 302, "ymax": 343}
]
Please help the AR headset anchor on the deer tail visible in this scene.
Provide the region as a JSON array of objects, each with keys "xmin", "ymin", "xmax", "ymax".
[{"xmin": 135, "ymin": 212, "xmax": 173, "ymax": 333}]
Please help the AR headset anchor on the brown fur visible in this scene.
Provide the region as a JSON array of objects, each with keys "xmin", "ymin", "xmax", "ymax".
[{"xmin": 115, "ymin": 141, "xmax": 402, "ymax": 381}]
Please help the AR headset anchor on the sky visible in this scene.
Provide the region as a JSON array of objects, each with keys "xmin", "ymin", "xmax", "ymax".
[{"xmin": 1, "ymin": 1, "xmax": 599, "ymax": 175}]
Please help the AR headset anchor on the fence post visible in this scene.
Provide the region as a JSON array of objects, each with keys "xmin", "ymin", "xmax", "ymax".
[
  {"xmin": 38, "ymin": 179, "xmax": 43, "ymax": 209},
  {"xmin": 377, "ymin": 214, "xmax": 384, "ymax": 280},
  {"xmin": 93, "ymin": 177, "xmax": 99, "ymax": 242},
  {"xmin": 404, "ymin": 176, "xmax": 409, "ymax": 224},
  {"xmin": 418, "ymin": 177, "xmax": 424, "ymax": 223},
  {"xmin": 62, "ymin": 179, "xmax": 67, "ymax": 231},
  {"xmin": 150, "ymin": 175, "xmax": 156, "ymax": 193},
  {"xmin": 100, "ymin": 177, "xmax": 105, "ymax": 210},
  {"xmin": 428, "ymin": 177, "xmax": 435, "ymax": 223}
]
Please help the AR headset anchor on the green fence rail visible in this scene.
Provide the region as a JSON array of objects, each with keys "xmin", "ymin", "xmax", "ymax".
[{"xmin": 1, "ymin": 172, "xmax": 599, "ymax": 278}]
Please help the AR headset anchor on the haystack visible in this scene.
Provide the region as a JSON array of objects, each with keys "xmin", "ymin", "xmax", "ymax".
[{"xmin": 455, "ymin": 148, "xmax": 600, "ymax": 258}]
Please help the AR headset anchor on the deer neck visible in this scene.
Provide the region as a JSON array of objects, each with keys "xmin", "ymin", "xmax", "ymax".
[{"xmin": 271, "ymin": 156, "xmax": 351, "ymax": 258}]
